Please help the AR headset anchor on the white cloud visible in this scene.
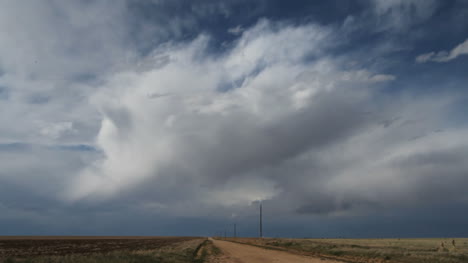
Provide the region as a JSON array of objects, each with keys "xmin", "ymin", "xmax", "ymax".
[
  {"xmin": 61, "ymin": 19, "xmax": 468, "ymax": 219},
  {"xmin": 0, "ymin": 1, "xmax": 132, "ymax": 146},
  {"xmin": 228, "ymin": 25, "xmax": 244, "ymax": 35},
  {"xmin": 1, "ymin": 0, "xmax": 467, "ymax": 224},
  {"xmin": 415, "ymin": 52, "xmax": 437, "ymax": 63},
  {"xmin": 369, "ymin": 74, "xmax": 396, "ymax": 82},
  {"xmin": 38, "ymin": 121, "xmax": 75, "ymax": 140},
  {"xmin": 416, "ymin": 38, "xmax": 468, "ymax": 63},
  {"xmin": 65, "ymin": 21, "xmax": 371, "ymax": 203}
]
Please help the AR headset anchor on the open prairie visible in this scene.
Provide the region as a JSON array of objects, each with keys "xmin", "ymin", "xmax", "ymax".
[
  {"xmin": 1, "ymin": 237, "xmax": 468, "ymax": 263},
  {"xmin": 220, "ymin": 237, "xmax": 468, "ymax": 263},
  {"xmin": 0, "ymin": 236, "xmax": 205, "ymax": 263}
]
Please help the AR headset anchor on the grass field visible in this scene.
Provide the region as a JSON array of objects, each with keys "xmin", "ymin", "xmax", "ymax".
[
  {"xmin": 224, "ymin": 237, "xmax": 468, "ymax": 263},
  {"xmin": 0, "ymin": 237, "xmax": 207, "ymax": 263},
  {"xmin": 2, "ymin": 236, "xmax": 468, "ymax": 262}
]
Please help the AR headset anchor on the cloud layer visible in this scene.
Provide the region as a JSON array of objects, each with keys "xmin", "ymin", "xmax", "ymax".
[
  {"xmin": 64, "ymin": 20, "xmax": 468, "ymax": 220},
  {"xmin": 1, "ymin": 0, "xmax": 468, "ymax": 236}
]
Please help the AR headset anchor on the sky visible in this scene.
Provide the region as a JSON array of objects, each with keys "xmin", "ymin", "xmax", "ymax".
[{"xmin": 0, "ymin": 0, "xmax": 468, "ymax": 238}]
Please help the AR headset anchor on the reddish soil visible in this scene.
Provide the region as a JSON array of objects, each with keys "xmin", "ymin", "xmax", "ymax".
[
  {"xmin": 0, "ymin": 236, "xmax": 198, "ymax": 258},
  {"xmin": 211, "ymin": 239, "xmax": 343, "ymax": 263}
]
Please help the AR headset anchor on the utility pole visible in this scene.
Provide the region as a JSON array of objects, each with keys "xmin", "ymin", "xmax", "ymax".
[{"xmin": 259, "ymin": 202, "xmax": 263, "ymax": 238}]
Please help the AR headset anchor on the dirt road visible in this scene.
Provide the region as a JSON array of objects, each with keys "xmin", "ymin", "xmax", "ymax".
[{"xmin": 211, "ymin": 239, "xmax": 342, "ymax": 263}]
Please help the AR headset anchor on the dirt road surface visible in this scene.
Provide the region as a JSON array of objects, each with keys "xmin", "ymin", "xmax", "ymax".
[{"xmin": 211, "ymin": 239, "xmax": 342, "ymax": 263}]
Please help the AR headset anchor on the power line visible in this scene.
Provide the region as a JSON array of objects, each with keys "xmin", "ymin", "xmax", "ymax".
[{"xmin": 259, "ymin": 202, "xmax": 263, "ymax": 238}]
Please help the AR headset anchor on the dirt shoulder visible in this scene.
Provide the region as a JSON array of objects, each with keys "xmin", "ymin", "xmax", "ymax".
[
  {"xmin": 210, "ymin": 239, "xmax": 343, "ymax": 263},
  {"xmin": 223, "ymin": 237, "xmax": 468, "ymax": 263}
]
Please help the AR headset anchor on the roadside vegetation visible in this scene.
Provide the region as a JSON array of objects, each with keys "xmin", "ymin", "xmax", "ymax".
[
  {"xmin": 0, "ymin": 237, "xmax": 210, "ymax": 263},
  {"xmin": 193, "ymin": 239, "xmax": 221, "ymax": 263},
  {"xmin": 224, "ymin": 237, "xmax": 468, "ymax": 263}
]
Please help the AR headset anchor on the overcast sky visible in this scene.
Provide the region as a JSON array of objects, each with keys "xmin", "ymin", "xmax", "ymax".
[{"xmin": 1, "ymin": 0, "xmax": 468, "ymax": 237}]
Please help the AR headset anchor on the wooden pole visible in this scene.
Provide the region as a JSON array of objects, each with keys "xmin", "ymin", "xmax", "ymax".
[{"xmin": 259, "ymin": 202, "xmax": 263, "ymax": 238}]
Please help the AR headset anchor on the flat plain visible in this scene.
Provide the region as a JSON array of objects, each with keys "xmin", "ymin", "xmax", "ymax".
[
  {"xmin": 220, "ymin": 237, "xmax": 468, "ymax": 263},
  {"xmin": 0, "ymin": 236, "xmax": 205, "ymax": 263},
  {"xmin": 1, "ymin": 236, "xmax": 468, "ymax": 263}
]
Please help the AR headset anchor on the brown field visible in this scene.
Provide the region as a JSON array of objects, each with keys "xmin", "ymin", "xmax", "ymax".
[
  {"xmin": 0, "ymin": 236, "xmax": 206, "ymax": 263},
  {"xmin": 222, "ymin": 237, "xmax": 468, "ymax": 263},
  {"xmin": 2, "ymin": 236, "xmax": 468, "ymax": 263}
]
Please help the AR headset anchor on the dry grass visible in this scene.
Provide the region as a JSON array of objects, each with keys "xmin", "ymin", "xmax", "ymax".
[
  {"xmin": 193, "ymin": 239, "xmax": 222, "ymax": 263},
  {"xmin": 224, "ymin": 237, "xmax": 468, "ymax": 263},
  {"xmin": 0, "ymin": 237, "xmax": 207, "ymax": 263}
]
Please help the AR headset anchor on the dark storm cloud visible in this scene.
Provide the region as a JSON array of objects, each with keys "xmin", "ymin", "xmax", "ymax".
[
  {"xmin": 171, "ymin": 88, "xmax": 373, "ymax": 186},
  {"xmin": 296, "ymin": 198, "xmax": 378, "ymax": 215},
  {"xmin": 0, "ymin": 144, "xmax": 100, "ymax": 235}
]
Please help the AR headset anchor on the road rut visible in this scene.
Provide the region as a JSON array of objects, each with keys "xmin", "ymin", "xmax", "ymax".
[{"xmin": 210, "ymin": 239, "xmax": 342, "ymax": 263}]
